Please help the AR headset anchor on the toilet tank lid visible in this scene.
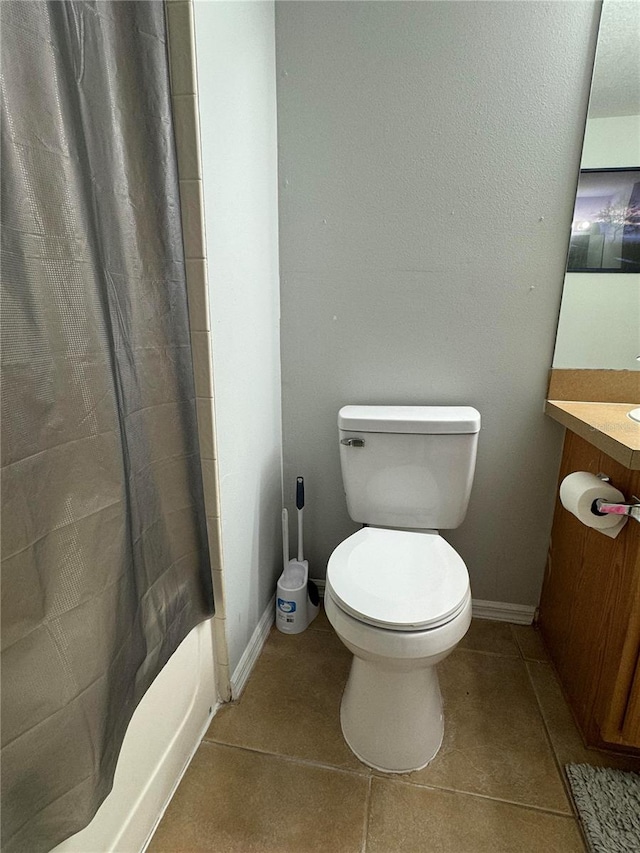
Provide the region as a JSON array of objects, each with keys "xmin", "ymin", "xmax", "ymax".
[{"xmin": 338, "ymin": 405, "xmax": 481, "ymax": 434}]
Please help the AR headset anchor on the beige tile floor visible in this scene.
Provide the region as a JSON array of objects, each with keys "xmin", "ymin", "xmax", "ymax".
[{"xmin": 149, "ymin": 609, "xmax": 640, "ymax": 852}]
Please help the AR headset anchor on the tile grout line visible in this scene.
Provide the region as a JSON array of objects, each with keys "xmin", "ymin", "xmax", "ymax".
[
  {"xmin": 512, "ymin": 627, "xmax": 584, "ymax": 839},
  {"xmin": 199, "ymin": 737, "xmax": 371, "ymax": 780},
  {"xmin": 522, "ymin": 656, "xmax": 587, "ymax": 850},
  {"xmin": 375, "ymin": 773, "xmax": 578, "ymax": 819},
  {"xmin": 508, "ymin": 622, "xmax": 525, "ymax": 661},
  {"xmin": 361, "ymin": 775, "xmax": 372, "ymax": 853},
  {"xmin": 457, "ymin": 647, "xmax": 522, "ymax": 660},
  {"xmin": 202, "ymin": 729, "xmax": 577, "ymax": 822},
  {"xmin": 507, "ymin": 616, "xmax": 573, "ymax": 805},
  {"xmin": 508, "ymin": 622, "xmax": 552, "ymax": 666},
  {"xmin": 523, "ymin": 659, "xmax": 572, "ymax": 792},
  {"xmin": 523, "ymin": 660, "xmax": 589, "ymax": 852}
]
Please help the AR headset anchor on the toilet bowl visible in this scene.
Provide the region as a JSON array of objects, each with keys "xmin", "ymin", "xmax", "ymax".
[{"xmin": 325, "ymin": 525, "xmax": 472, "ymax": 773}]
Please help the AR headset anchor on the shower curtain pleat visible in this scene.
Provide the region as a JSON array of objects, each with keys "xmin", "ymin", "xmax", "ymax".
[{"xmin": 0, "ymin": 3, "xmax": 214, "ymax": 851}]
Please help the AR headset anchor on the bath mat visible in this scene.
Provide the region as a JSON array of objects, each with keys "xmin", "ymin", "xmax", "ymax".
[{"xmin": 565, "ymin": 764, "xmax": 640, "ymax": 853}]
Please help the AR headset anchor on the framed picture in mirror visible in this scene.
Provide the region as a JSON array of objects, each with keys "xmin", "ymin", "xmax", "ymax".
[{"xmin": 567, "ymin": 168, "xmax": 640, "ymax": 272}]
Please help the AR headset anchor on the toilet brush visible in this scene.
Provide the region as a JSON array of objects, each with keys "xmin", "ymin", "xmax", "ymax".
[
  {"xmin": 275, "ymin": 479, "xmax": 319, "ymax": 633},
  {"xmin": 282, "ymin": 507, "xmax": 290, "ymax": 573},
  {"xmin": 296, "ymin": 477, "xmax": 320, "ymax": 618},
  {"xmin": 296, "ymin": 477, "xmax": 308, "ymax": 573}
]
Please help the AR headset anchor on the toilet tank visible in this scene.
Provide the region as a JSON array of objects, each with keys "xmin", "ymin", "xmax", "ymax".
[{"xmin": 338, "ymin": 405, "xmax": 481, "ymax": 529}]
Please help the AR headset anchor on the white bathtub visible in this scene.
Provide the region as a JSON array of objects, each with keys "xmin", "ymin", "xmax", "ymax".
[{"xmin": 52, "ymin": 619, "xmax": 219, "ymax": 853}]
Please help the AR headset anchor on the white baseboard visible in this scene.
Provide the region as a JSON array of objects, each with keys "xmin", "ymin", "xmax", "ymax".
[
  {"xmin": 471, "ymin": 599, "xmax": 535, "ymax": 625},
  {"xmin": 311, "ymin": 578, "xmax": 326, "ymax": 596},
  {"xmin": 312, "ymin": 580, "xmax": 534, "ymax": 626},
  {"xmin": 230, "ymin": 595, "xmax": 275, "ymax": 699}
]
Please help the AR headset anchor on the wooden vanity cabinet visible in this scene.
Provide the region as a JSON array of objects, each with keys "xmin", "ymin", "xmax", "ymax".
[{"xmin": 538, "ymin": 430, "xmax": 640, "ymax": 752}]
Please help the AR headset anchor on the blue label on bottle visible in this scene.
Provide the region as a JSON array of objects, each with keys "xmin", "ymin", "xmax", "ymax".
[{"xmin": 277, "ymin": 598, "xmax": 296, "ymax": 613}]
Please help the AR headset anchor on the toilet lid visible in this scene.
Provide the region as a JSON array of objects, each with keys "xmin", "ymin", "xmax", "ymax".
[{"xmin": 327, "ymin": 527, "xmax": 469, "ymax": 631}]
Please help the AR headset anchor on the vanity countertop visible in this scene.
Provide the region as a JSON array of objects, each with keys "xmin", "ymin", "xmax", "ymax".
[{"xmin": 545, "ymin": 400, "xmax": 640, "ymax": 470}]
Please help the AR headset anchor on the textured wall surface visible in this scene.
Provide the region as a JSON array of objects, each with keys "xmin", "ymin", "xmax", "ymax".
[
  {"xmin": 276, "ymin": 0, "xmax": 599, "ymax": 605},
  {"xmin": 195, "ymin": 1, "xmax": 282, "ymax": 673}
]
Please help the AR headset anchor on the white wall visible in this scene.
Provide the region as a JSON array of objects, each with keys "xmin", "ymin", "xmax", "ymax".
[
  {"xmin": 553, "ymin": 273, "xmax": 640, "ymax": 369},
  {"xmin": 581, "ymin": 114, "xmax": 640, "ymax": 169},
  {"xmin": 194, "ymin": 1, "xmax": 282, "ymax": 674},
  {"xmin": 276, "ymin": 0, "xmax": 599, "ymax": 606}
]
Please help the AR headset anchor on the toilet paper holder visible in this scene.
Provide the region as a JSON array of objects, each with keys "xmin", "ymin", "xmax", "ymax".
[{"xmin": 592, "ymin": 474, "xmax": 640, "ymax": 522}]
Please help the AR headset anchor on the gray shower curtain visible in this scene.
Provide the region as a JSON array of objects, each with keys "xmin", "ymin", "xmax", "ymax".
[{"xmin": 0, "ymin": 2, "xmax": 214, "ymax": 851}]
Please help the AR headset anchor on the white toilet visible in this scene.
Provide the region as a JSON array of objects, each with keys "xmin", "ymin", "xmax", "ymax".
[{"xmin": 324, "ymin": 404, "xmax": 481, "ymax": 774}]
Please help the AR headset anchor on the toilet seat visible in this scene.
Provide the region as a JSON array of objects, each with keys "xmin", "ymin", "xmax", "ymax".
[{"xmin": 327, "ymin": 527, "xmax": 469, "ymax": 632}]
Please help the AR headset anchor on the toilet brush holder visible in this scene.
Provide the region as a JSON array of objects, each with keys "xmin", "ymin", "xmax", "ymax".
[
  {"xmin": 276, "ymin": 562, "xmax": 319, "ymax": 634},
  {"xmin": 276, "ymin": 501, "xmax": 320, "ymax": 634}
]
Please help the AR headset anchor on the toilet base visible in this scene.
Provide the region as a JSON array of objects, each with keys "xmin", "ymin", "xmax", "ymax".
[{"xmin": 339, "ymin": 656, "xmax": 444, "ymax": 773}]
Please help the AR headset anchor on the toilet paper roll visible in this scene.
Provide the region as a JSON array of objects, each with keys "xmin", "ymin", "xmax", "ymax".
[{"xmin": 559, "ymin": 471, "xmax": 628, "ymax": 539}]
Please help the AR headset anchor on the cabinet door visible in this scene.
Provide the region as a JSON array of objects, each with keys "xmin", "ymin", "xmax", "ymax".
[
  {"xmin": 539, "ymin": 431, "xmax": 640, "ymax": 750},
  {"xmin": 595, "ymin": 564, "xmax": 640, "ymax": 747},
  {"xmin": 621, "ymin": 654, "xmax": 640, "ymax": 746}
]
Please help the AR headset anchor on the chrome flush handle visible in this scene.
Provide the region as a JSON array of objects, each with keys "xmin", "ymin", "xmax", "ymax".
[{"xmin": 341, "ymin": 437, "xmax": 365, "ymax": 448}]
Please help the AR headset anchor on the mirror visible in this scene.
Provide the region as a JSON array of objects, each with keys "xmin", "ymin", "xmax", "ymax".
[{"xmin": 552, "ymin": 0, "xmax": 640, "ymax": 371}]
